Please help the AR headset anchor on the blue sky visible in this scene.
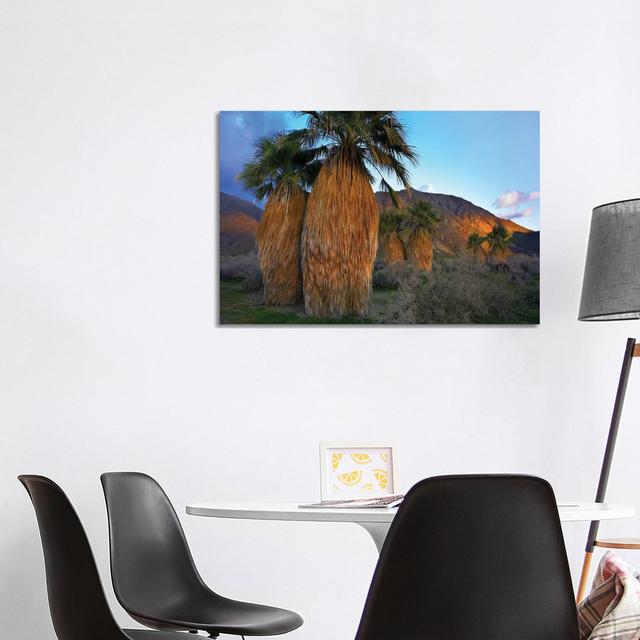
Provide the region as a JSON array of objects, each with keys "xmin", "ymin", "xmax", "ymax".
[{"xmin": 219, "ymin": 111, "xmax": 540, "ymax": 231}]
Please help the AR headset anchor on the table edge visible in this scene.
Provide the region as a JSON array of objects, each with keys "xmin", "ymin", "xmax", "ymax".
[{"xmin": 185, "ymin": 503, "xmax": 636, "ymax": 524}]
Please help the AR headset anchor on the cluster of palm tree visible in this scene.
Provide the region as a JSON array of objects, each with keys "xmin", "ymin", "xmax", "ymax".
[
  {"xmin": 238, "ymin": 132, "xmax": 320, "ymax": 306},
  {"xmin": 378, "ymin": 200, "xmax": 442, "ymax": 271},
  {"xmin": 240, "ymin": 111, "xmax": 417, "ymax": 318},
  {"xmin": 466, "ymin": 224, "xmax": 513, "ymax": 264}
]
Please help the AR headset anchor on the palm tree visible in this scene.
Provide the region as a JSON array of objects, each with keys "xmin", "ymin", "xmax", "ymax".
[
  {"xmin": 239, "ymin": 131, "xmax": 320, "ymax": 306},
  {"xmin": 485, "ymin": 224, "xmax": 513, "ymax": 264},
  {"xmin": 403, "ymin": 200, "xmax": 441, "ymax": 271},
  {"xmin": 378, "ymin": 209, "xmax": 406, "ymax": 264},
  {"xmin": 466, "ymin": 232, "xmax": 486, "ymax": 262},
  {"xmin": 300, "ymin": 111, "xmax": 417, "ymax": 317}
]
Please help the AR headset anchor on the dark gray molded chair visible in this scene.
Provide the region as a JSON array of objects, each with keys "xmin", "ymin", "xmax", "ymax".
[
  {"xmin": 356, "ymin": 475, "xmax": 580, "ymax": 640},
  {"xmin": 19, "ymin": 475, "xmax": 185, "ymax": 640},
  {"xmin": 101, "ymin": 472, "xmax": 303, "ymax": 638}
]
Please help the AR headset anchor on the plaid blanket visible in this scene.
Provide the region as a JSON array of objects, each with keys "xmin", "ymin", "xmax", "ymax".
[{"xmin": 578, "ymin": 551, "xmax": 640, "ymax": 639}]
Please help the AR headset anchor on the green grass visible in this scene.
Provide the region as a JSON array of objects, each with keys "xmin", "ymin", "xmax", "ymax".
[{"xmin": 219, "ymin": 279, "xmax": 374, "ymax": 325}]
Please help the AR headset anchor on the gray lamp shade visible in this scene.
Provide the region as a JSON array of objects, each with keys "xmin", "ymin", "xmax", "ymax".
[{"xmin": 579, "ymin": 198, "xmax": 640, "ymax": 321}]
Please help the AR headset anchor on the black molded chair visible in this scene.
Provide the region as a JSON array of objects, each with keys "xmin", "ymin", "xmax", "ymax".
[
  {"xmin": 101, "ymin": 472, "xmax": 303, "ymax": 638},
  {"xmin": 355, "ymin": 475, "xmax": 580, "ymax": 640},
  {"xmin": 19, "ymin": 475, "xmax": 185, "ymax": 640}
]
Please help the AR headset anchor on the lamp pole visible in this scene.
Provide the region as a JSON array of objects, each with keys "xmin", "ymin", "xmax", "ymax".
[{"xmin": 576, "ymin": 337, "xmax": 638, "ymax": 602}]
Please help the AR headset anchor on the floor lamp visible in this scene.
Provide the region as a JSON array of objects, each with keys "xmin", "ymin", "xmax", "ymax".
[{"xmin": 576, "ymin": 198, "xmax": 640, "ymax": 603}]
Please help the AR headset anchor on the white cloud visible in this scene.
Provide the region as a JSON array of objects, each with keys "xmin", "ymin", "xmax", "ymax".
[
  {"xmin": 418, "ymin": 183, "xmax": 434, "ymax": 192},
  {"xmin": 493, "ymin": 190, "xmax": 539, "ymax": 209},
  {"xmin": 501, "ymin": 207, "xmax": 534, "ymax": 220}
]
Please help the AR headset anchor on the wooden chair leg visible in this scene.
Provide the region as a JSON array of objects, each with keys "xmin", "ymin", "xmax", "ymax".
[{"xmin": 576, "ymin": 550, "xmax": 593, "ymax": 603}]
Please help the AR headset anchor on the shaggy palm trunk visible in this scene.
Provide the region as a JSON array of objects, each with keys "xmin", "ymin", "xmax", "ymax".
[
  {"xmin": 407, "ymin": 229, "xmax": 433, "ymax": 271},
  {"xmin": 473, "ymin": 248, "xmax": 487, "ymax": 264},
  {"xmin": 302, "ymin": 158, "xmax": 378, "ymax": 317},
  {"xmin": 380, "ymin": 231, "xmax": 405, "ymax": 264},
  {"xmin": 256, "ymin": 186, "xmax": 306, "ymax": 306}
]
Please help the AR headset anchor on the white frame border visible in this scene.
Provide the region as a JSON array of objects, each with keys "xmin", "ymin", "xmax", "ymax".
[{"xmin": 319, "ymin": 441, "xmax": 397, "ymax": 501}]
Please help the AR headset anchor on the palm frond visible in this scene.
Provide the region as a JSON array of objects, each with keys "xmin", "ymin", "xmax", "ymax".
[
  {"xmin": 403, "ymin": 199, "xmax": 442, "ymax": 235},
  {"xmin": 297, "ymin": 111, "xmax": 417, "ymax": 190},
  {"xmin": 485, "ymin": 224, "xmax": 513, "ymax": 256},
  {"xmin": 238, "ymin": 130, "xmax": 318, "ymax": 200},
  {"xmin": 378, "ymin": 177, "xmax": 401, "ymax": 208},
  {"xmin": 379, "ymin": 208, "xmax": 405, "ymax": 233}
]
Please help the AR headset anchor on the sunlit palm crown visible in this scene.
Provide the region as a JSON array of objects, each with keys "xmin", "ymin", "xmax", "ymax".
[
  {"xmin": 483, "ymin": 224, "xmax": 513, "ymax": 259},
  {"xmin": 299, "ymin": 111, "xmax": 418, "ymax": 200},
  {"xmin": 466, "ymin": 232, "xmax": 485, "ymax": 249},
  {"xmin": 485, "ymin": 224, "xmax": 512, "ymax": 250},
  {"xmin": 238, "ymin": 131, "xmax": 321, "ymax": 201},
  {"xmin": 404, "ymin": 200, "xmax": 442, "ymax": 235}
]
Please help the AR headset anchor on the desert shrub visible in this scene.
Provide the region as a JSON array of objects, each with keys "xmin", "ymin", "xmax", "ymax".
[
  {"xmin": 372, "ymin": 262, "xmax": 428, "ymax": 323},
  {"xmin": 372, "ymin": 261, "xmax": 395, "ymax": 290},
  {"xmin": 374, "ymin": 256, "xmax": 538, "ymax": 324},
  {"xmin": 419, "ymin": 257, "xmax": 539, "ymax": 323},
  {"xmin": 374, "ymin": 261, "xmax": 431, "ymax": 290},
  {"xmin": 414, "ymin": 259, "xmax": 496, "ymax": 323},
  {"xmin": 220, "ymin": 253, "xmax": 263, "ymax": 291},
  {"xmin": 507, "ymin": 254, "xmax": 539, "ymax": 282},
  {"xmin": 240, "ymin": 270, "xmax": 263, "ymax": 292},
  {"xmin": 506, "ymin": 255, "xmax": 539, "ymax": 317}
]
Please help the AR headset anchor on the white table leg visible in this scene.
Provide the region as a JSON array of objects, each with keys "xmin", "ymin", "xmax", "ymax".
[{"xmin": 358, "ymin": 522, "xmax": 391, "ymax": 553}]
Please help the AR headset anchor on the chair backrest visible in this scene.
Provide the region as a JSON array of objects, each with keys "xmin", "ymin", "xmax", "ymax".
[
  {"xmin": 355, "ymin": 475, "xmax": 579, "ymax": 640},
  {"xmin": 100, "ymin": 472, "xmax": 208, "ymax": 618},
  {"xmin": 19, "ymin": 475, "xmax": 128, "ymax": 640}
]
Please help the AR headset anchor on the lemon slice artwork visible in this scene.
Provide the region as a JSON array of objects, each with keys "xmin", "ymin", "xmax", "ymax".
[
  {"xmin": 373, "ymin": 468, "xmax": 389, "ymax": 491},
  {"xmin": 350, "ymin": 453, "xmax": 372, "ymax": 465},
  {"xmin": 338, "ymin": 470, "xmax": 363, "ymax": 486},
  {"xmin": 331, "ymin": 453, "xmax": 343, "ymax": 471}
]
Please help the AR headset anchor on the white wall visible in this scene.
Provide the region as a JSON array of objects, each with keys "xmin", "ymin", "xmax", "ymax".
[{"xmin": 2, "ymin": 1, "xmax": 640, "ymax": 637}]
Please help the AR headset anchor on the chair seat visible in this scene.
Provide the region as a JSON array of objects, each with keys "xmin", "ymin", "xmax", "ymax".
[
  {"xmin": 101, "ymin": 473, "xmax": 303, "ymax": 638},
  {"xmin": 133, "ymin": 596, "xmax": 304, "ymax": 636}
]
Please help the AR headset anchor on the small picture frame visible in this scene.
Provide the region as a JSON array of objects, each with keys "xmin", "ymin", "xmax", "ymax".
[{"xmin": 319, "ymin": 442, "xmax": 397, "ymax": 501}]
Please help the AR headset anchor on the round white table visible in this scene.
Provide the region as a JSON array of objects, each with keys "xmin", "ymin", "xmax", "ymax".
[{"xmin": 186, "ymin": 501, "xmax": 636, "ymax": 553}]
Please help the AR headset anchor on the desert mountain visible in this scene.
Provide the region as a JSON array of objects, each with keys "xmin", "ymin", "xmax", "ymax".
[
  {"xmin": 219, "ymin": 189, "xmax": 539, "ymax": 257},
  {"xmin": 220, "ymin": 192, "xmax": 262, "ymax": 253},
  {"xmin": 220, "ymin": 192, "xmax": 262, "ymax": 221},
  {"xmin": 376, "ymin": 189, "xmax": 538, "ymax": 256},
  {"xmin": 220, "ymin": 212, "xmax": 258, "ymax": 236}
]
